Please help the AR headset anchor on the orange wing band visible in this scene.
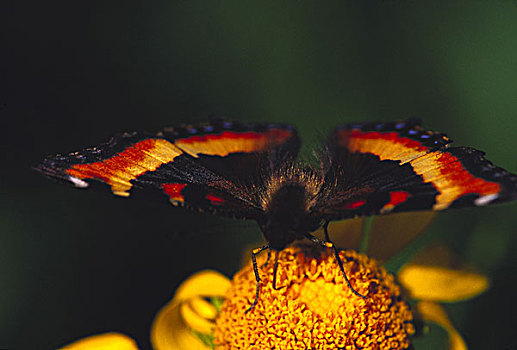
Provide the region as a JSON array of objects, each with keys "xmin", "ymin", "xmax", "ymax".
[
  {"xmin": 411, "ymin": 152, "xmax": 501, "ymax": 210},
  {"xmin": 340, "ymin": 129, "xmax": 501, "ymax": 210},
  {"xmin": 339, "ymin": 130, "xmax": 428, "ymax": 164},
  {"xmin": 175, "ymin": 129, "xmax": 293, "ymax": 157},
  {"xmin": 66, "ymin": 139, "xmax": 181, "ymax": 197}
]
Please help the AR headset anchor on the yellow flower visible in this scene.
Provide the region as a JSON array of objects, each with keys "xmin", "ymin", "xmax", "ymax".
[
  {"xmin": 213, "ymin": 246, "xmax": 414, "ymax": 350},
  {"xmin": 59, "ymin": 271, "xmax": 230, "ymax": 350},
  {"xmin": 151, "ymin": 270, "xmax": 230, "ymax": 350},
  {"xmin": 158, "ymin": 213, "xmax": 488, "ymax": 350},
  {"xmin": 397, "ymin": 245, "xmax": 488, "ymax": 350},
  {"xmin": 59, "ymin": 212, "xmax": 489, "ymax": 350}
]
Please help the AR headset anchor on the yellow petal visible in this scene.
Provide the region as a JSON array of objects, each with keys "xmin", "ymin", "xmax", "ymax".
[
  {"xmin": 180, "ymin": 296, "xmax": 219, "ymax": 333},
  {"xmin": 151, "ymin": 300, "xmax": 209, "ymax": 350},
  {"xmin": 399, "ymin": 263, "xmax": 489, "ymax": 302},
  {"xmin": 320, "ymin": 217, "xmax": 365, "ymax": 250},
  {"xmin": 173, "ymin": 270, "xmax": 230, "ymax": 301},
  {"xmin": 408, "ymin": 244, "xmax": 457, "ymax": 267},
  {"xmin": 59, "ymin": 333, "xmax": 139, "ymax": 350},
  {"xmin": 367, "ymin": 211, "xmax": 436, "ymax": 261},
  {"xmin": 151, "ymin": 270, "xmax": 230, "ymax": 350},
  {"xmin": 417, "ymin": 301, "xmax": 467, "ymax": 350}
]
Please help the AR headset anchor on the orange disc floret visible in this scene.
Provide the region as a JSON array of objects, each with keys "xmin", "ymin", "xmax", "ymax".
[{"xmin": 214, "ymin": 245, "xmax": 414, "ymax": 350}]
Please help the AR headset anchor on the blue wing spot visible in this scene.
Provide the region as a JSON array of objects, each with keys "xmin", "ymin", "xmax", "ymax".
[
  {"xmin": 188, "ymin": 128, "xmax": 198, "ymax": 134},
  {"xmin": 408, "ymin": 129, "xmax": 418, "ymax": 135},
  {"xmin": 204, "ymin": 125, "xmax": 214, "ymax": 132},
  {"xmin": 349, "ymin": 124, "xmax": 363, "ymax": 129},
  {"xmin": 395, "ymin": 122, "xmax": 405, "ymax": 129},
  {"xmin": 421, "ymin": 134, "xmax": 431, "ymax": 139},
  {"xmin": 222, "ymin": 121, "xmax": 233, "ymax": 129}
]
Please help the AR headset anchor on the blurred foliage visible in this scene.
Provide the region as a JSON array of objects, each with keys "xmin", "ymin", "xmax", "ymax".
[{"xmin": 2, "ymin": 1, "xmax": 516, "ymax": 349}]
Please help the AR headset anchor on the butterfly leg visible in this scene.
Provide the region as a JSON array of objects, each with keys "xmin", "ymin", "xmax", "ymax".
[
  {"xmin": 245, "ymin": 244, "xmax": 269, "ymax": 314},
  {"xmin": 272, "ymin": 250, "xmax": 285, "ymax": 291},
  {"xmin": 308, "ymin": 222, "xmax": 367, "ymax": 299}
]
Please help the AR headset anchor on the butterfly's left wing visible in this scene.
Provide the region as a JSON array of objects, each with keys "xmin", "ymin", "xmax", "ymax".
[
  {"xmin": 314, "ymin": 119, "xmax": 517, "ymax": 220},
  {"xmin": 36, "ymin": 119, "xmax": 300, "ymax": 220}
]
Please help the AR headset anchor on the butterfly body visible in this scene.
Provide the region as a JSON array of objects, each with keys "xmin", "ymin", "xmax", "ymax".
[{"xmin": 257, "ymin": 166, "xmax": 323, "ymax": 250}]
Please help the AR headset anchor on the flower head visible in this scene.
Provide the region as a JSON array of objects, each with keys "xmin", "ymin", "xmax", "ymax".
[
  {"xmin": 214, "ymin": 245, "xmax": 414, "ymax": 350},
  {"xmin": 58, "ymin": 214, "xmax": 490, "ymax": 350}
]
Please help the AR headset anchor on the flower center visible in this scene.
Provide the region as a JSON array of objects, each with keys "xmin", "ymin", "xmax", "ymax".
[{"xmin": 214, "ymin": 244, "xmax": 414, "ymax": 350}]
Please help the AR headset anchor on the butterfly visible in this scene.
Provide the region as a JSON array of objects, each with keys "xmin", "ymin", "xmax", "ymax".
[{"xmin": 36, "ymin": 118, "xmax": 517, "ymax": 312}]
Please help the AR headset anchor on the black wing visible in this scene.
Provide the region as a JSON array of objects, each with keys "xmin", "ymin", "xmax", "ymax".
[
  {"xmin": 36, "ymin": 119, "xmax": 300, "ymax": 219},
  {"xmin": 312, "ymin": 119, "xmax": 517, "ymax": 220}
]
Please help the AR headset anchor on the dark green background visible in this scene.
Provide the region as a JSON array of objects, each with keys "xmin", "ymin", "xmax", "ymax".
[{"xmin": 2, "ymin": 1, "xmax": 516, "ymax": 349}]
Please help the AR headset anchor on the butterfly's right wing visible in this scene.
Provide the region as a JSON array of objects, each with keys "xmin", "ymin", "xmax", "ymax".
[{"xmin": 313, "ymin": 119, "xmax": 517, "ymax": 220}]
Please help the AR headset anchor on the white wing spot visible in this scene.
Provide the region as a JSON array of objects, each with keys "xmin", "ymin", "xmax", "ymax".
[
  {"xmin": 474, "ymin": 193, "xmax": 498, "ymax": 206},
  {"xmin": 68, "ymin": 176, "xmax": 89, "ymax": 188}
]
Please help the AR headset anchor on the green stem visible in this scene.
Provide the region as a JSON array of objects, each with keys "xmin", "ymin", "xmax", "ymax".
[{"xmin": 359, "ymin": 216, "xmax": 374, "ymax": 253}]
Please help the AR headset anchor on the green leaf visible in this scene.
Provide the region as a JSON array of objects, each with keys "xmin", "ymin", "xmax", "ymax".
[
  {"xmin": 210, "ymin": 296, "xmax": 225, "ymax": 313},
  {"xmin": 191, "ymin": 330, "xmax": 215, "ymax": 349}
]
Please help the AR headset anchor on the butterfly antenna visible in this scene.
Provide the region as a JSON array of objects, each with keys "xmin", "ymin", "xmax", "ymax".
[
  {"xmin": 245, "ymin": 244, "xmax": 269, "ymax": 314},
  {"xmin": 307, "ymin": 222, "xmax": 367, "ymax": 299}
]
